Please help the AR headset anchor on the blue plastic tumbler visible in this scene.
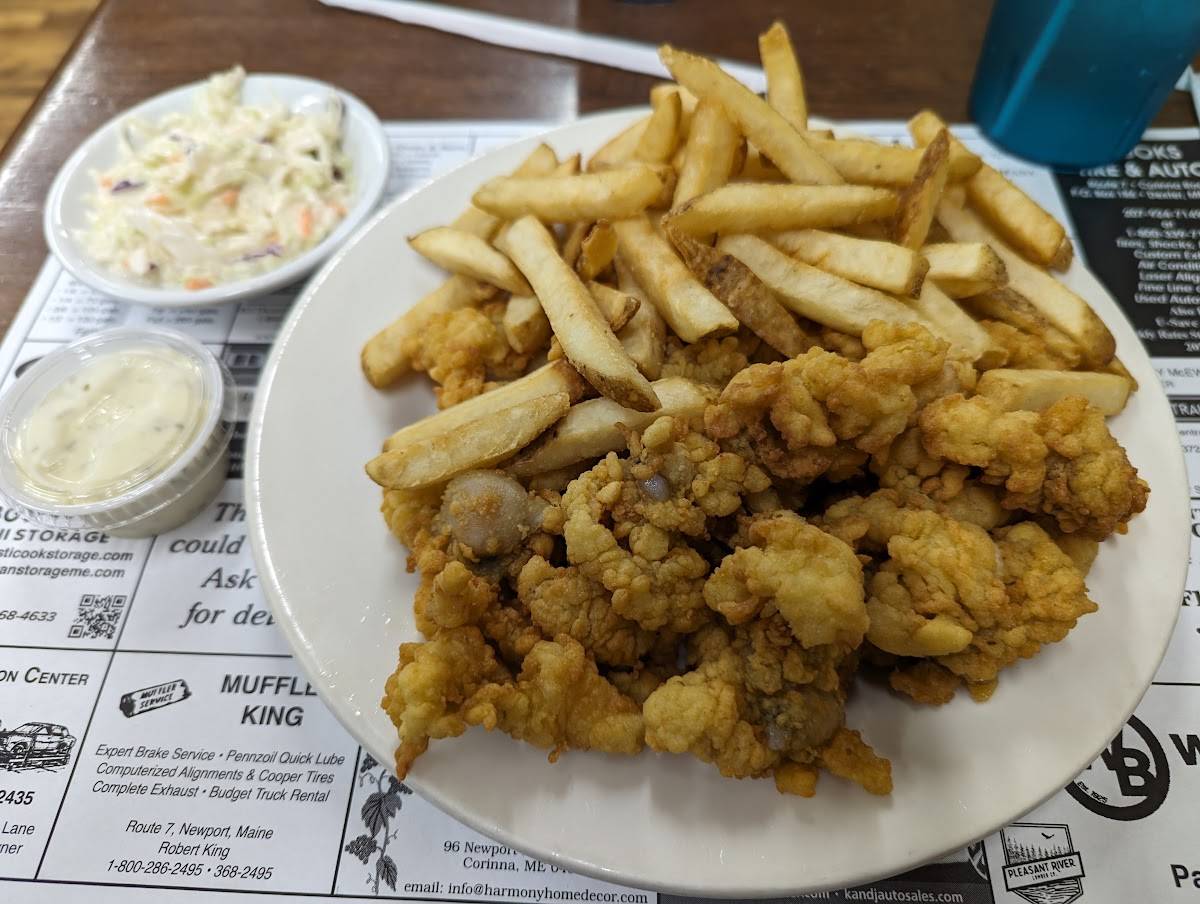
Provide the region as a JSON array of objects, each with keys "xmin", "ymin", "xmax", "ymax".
[{"xmin": 970, "ymin": 0, "xmax": 1200, "ymax": 169}]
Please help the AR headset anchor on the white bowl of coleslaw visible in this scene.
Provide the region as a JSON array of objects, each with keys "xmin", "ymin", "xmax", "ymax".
[{"xmin": 44, "ymin": 69, "xmax": 389, "ymax": 307}]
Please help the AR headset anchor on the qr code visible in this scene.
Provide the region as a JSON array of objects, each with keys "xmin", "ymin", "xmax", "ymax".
[{"xmin": 68, "ymin": 594, "xmax": 127, "ymax": 640}]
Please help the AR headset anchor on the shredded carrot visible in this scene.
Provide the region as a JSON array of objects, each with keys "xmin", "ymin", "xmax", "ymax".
[
  {"xmin": 100, "ymin": 177, "xmax": 114, "ymax": 189},
  {"xmin": 147, "ymin": 193, "xmax": 171, "ymax": 210},
  {"xmin": 298, "ymin": 206, "xmax": 314, "ymax": 238},
  {"xmin": 331, "ymin": 201, "xmax": 346, "ymax": 217},
  {"xmin": 220, "ymin": 188, "xmax": 240, "ymax": 208},
  {"xmin": 184, "ymin": 277, "xmax": 213, "ymax": 291}
]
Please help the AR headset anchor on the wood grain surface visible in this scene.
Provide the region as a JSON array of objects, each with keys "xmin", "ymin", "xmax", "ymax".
[{"xmin": 0, "ymin": 0, "xmax": 1195, "ymax": 339}]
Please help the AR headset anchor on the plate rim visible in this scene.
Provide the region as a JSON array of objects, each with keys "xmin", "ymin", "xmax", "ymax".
[
  {"xmin": 247, "ymin": 108, "xmax": 1190, "ymax": 897},
  {"xmin": 42, "ymin": 72, "xmax": 391, "ymax": 308}
]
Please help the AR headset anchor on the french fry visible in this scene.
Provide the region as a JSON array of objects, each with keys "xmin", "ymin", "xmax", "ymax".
[
  {"xmin": 451, "ymin": 142, "xmax": 559, "ymax": 239},
  {"xmin": 739, "ymin": 147, "xmax": 786, "ymax": 182},
  {"xmin": 407, "ymin": 227, "xmax": 531, "ymax": 295},
  {"xmin": 503, "ymin": 294, "xmax": 552, "ymax": 354},
  {"xmin": 961, "ymin": 288, "xmax": 1083, "ymax": 367},
  {"xmin": 576, "ymin": 221, "xmax": 618, "ymax": 280},
  {"xmin": 977, "ymin": 369, "xmax": 1132, "ymax": 415},
  {"xmin": 966, "ymin": 165, "xmax": 1072, "ymax": 268},
  {"xmin": 382, "ymin": 360, "xmax": 585, "ymax": 452},
  {"xmin": 806, "ymin": 136, "xmax": 970, "ymax": 188},
  {"xmin": 636, "ymin": 88, "xmax": 683, "ymax": 164},
  {"xmin": 937, "ymin": 200, "xmax": 1114, "ymax": 366},
  {"xmin": 588, "ymin": 281, "xmax": 640, "ymax": 332},
  {"xmin": 660, "ymin": 45, "xmax": 842, "ymax": 185},
  {"xmin": 907, "ymin": 281, "xmax": 1005, "ymax": 366},
  {"xmin": 719, "ymin": 234, "xmax": 924, "ymax": 335},
  {"xmin": 473, "ymin": 165, "xmax": 665, "ymax": 221},
  {"xmin": 893, "ymin": 129, "xmax": 949, "ymax": 249},
  {"xmin": 612, "ymin": 215, "xmax": 739, "ymax": 342},
  {"xmin": 588, "ymin": 116, "xmax": 649, "ymax": 171},
  {"xmin": 511, "ymin": 378, "xmax": 715, "ymax": 476},
  {"xmin": 361, "ymin": 144, "xmax": 559, "ymax": 387},
  {"xmin": 614, "ymin": 256, "xmax": 667, "ymax": 379},
  {"xmin": 922, "ymin": 242, "xmax": 1007, "ymax": 297},
  {"xmin": 759, "ymin": 20, "xmax": 807, "ymax": 131},
  {"xmin": 668, "ymin": 224, "xmax": 814, "ymax": 357},
  {"xmin": 561, "ymin": 221, "xmax": 588, "ymax": 267},
  {"xmin": 499, "ymin": 215, "xmax": 661, "ymax": 411},
  {"xmin": 907, "ymin": 109, "xmax": 983, "ymax": 180},
  {"xmin": 669, "ymin": 183, "xmax": 897, "ymax": 235},
  {"xmin": 362, "ymin": 276, "xmax": 497, "ymax": 388},
  {"xmin": 650, "ymin": 83, "xmax": 698, "ymax": 136},
  {"xmin": 768, "ymin": 228, "xmax": 927, "ymax": 297},
  {"xmin": 368, "ymin": 393, "xmax": 571, "ymax": 489},
  {"xmin": 673, "ymin": 97, "xmax": 743, "ymax": 208}
]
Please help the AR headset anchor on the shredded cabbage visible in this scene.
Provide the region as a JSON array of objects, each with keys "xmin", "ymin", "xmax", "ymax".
[{"xmin": 82, "ymin": 66, "xmax": 352, "ymax": 289}]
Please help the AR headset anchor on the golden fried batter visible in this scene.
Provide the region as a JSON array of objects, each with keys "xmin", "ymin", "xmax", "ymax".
[
  {"xmin": 920, "ymin": 394, "xmax": 1149, "ymax": 538},
  {"xmin": 464, "ymin": 635, "xmax": 644, "ymax": 760}
]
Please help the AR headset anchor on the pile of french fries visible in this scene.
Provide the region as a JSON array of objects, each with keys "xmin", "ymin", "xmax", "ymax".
[{"xmin": 362, "ymin": 22, "xmax": 1133, "ymax": 491}]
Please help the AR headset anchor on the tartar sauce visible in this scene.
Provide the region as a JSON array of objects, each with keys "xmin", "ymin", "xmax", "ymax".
[
  {"xmin": 81, "ymin": 66, "xmax": 352, "ymax": 289},
  {"xmin": 13, "ymin": 346, "xmax": 205, "ymax": 504}
]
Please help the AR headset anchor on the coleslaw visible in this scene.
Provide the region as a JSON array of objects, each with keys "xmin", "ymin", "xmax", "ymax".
[{"xmin": 81, "ymin": 67, "xmax": 352, "ymax": 289}]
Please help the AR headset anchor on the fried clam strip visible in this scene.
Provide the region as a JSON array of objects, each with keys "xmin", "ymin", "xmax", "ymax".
[
  {"xmin": 361, "ymin": 144, "xmax": 558, "ymax": 386},
  {"xmin": 936, "ymin": 201, "xmax": 1115, "ymax": 367},
  {"xmin": 512, "ymin": 377, "xmax": 714, "ymax": 476},
  {"xmin": 670, "ymin": 184, "xmax": 898, "ymax": 236},
  {"xmin": 474, "ymin": 165, "xmax": 666, "ymax": 221},
  {"xmin": 613, "ymin": 215, "xmax": 739, "ymax": 343},
  {"xmin": 660, "ymin": 45, "xmax": 842, "ymax": 185},
  {"xmin": 704, "ymin": 513, "xmax": 868, "ymax": 647},
  {"xmin": 822, "ymin": 490, "xmax": 1097, "ymax": 700},
  {"xmin": 768, "ymin": 228, "xmax": 928, "ymax": 298},
  {"xmin": 704, "ymin": 322, "xmax": 965, "ymax": 484},
  {"xmin": 717, "ymin": 234, "xmax": 925, "ymax": 336},
  {"xmin": 382, "ymin": 629, "xmax": 644, "ymax": 775},
  {"xmin": 643, "ymin": 614, "xmax": 891, "ymax": 795},
  {"xmin": 499, "ymin": 216, "xmax": 661, "ymax": 412},
  {"xmin": 561, "ymin": 416, "xmax": 772, "ymax": 632},
  {"xmin": 382, "ymin": 360, "xmax": 585, "ymax": 452},
  {"xmin": 919, "ymin": 393, "xmax": 1149, "ymax": 538}
]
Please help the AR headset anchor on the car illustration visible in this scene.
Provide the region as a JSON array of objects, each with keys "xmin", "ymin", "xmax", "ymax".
[{"xmin": 0, "ymin": 722, "xmax": 75, "ymax": 767}]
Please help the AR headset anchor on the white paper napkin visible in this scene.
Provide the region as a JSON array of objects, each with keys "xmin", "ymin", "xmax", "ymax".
[{"xmin": 319, "ymin": 0, "xmax": 767, "ymax": 92}]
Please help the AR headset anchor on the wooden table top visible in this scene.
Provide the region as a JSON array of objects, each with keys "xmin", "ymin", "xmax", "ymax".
[{"xmin": 1, "ymin": 0, "xmax": 1195, "ymax": 339}]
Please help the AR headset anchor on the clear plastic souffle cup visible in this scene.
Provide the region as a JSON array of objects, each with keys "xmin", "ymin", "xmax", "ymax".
[{"xmin": 0, "ymin": 327, "xmax": 237, "ymax": 538}]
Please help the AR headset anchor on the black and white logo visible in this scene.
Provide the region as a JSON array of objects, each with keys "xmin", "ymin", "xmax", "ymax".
[
  {"xmin": 1068, "ymin": 714, "xmax": 1170, "ymax": 820},
  {"xmin": 1000, "ymin": 823, "xmax": 1085, "ymax": 904}
]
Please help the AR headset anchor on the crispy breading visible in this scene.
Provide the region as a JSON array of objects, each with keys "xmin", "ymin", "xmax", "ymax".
[
  {"xmin": 401, "ymin": 304, "xmax": 530, "ymax": 408},
  {"xmin": 660, "ymin": 333, "xmax": 757, "ymax": 388},
  {"xmin": 703, "ymin": 513, "xmax": 868, "ymax": 647},
  {"xmin": 518, "ymin": 556, "xmax": 654, "ymax": 666},
  {"xmin": 381, "ymin": 627, "xmax": 511, "ymax": 778},
  {"xmin": 920, "ymin": 394, "xmax": 1149, "ymax": 538},
  {"xmin": 464, "ymin": 635, "xmax": 645, "ymax": 760},
  {"xmin": 706, "ymin": 322, "xmax": 959, "ymax": 483}
]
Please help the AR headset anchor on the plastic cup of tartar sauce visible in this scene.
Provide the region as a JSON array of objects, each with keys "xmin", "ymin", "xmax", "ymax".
[{"xmin": 0, "ymin": 327, "xmax": 236, "ymax": 538}]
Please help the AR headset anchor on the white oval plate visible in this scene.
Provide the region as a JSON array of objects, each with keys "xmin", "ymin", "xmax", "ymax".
[
  {"xmin": 44, "ymin": 73, "xmax": 389, "ymax": 307},
  {"xmin": 247, "ymin": 109, "xmax": 1189, "ymax": 897}
]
